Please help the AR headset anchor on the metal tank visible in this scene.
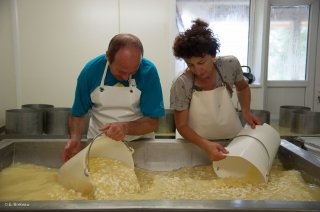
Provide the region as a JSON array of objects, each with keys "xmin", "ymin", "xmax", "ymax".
[{"xmin": 0, "ymin": 138, "xmax": 319, "ymax": 212}]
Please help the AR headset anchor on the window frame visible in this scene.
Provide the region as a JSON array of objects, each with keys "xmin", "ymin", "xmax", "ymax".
[
  {"xmin": 175, "ymin": 0, "xmax": 318, "ymax": 87},
  {"xmin": 263, "ymin": 0, "xmax": 319, "ymax": 108},
  {"xmin": 264, "ymin": 0, "xmax": 318, "ymax": 84}
]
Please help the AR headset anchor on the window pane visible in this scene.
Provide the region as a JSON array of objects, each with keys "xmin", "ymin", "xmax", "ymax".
[
  {"xmin": 176, "ymin": 0, "xmax": 250, "ymax": 75},
  {"xmin": 267, "ymin": 5, "xmax": 309, "ymax": 81}
]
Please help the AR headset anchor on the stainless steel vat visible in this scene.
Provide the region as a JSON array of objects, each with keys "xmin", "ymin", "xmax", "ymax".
[
  {"xmin": 0, "ymin": 138, "xmax": 319, "ymax": 211},
  {"xmin": 155, "ymin": 109, "xmax": 175, "ymax": 135},
  {"xmin": 46, "ymin": 108, "xmax": 71, "ymax": 135},
  {"xmin": 279, "ymin": 105, "xmax": 311, "ymax": 128},
  {"xmin": 46, "ymin": 109, "xmax": 90, "ymax": 136},
  {"xmin": 21, "ymin": 104, "xmax": 54, "ymax": 110},
  {"xmin": 5, "ymin": 109, "xmax": 43, "ymax": 135},
  {"xmin": 291, "ymin": 111, "xmax": 320, "ymax": 134},
  {"xmin": 22, "ymin": 104, "xmax": 54, "ymax": 133}
]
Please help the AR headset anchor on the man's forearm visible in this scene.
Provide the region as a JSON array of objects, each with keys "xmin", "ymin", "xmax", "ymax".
[
  {"xmin": 125, "ymin": 117, "xmax": 159, "ymax": 135},
  {"xmin": 68, "ymin": 116, "xmax": 86, "ymax": 141}
]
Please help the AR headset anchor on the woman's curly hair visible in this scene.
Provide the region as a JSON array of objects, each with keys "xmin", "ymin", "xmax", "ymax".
[{"xmin": 173, "ymin": 19, "xmax": 220, "ymax": 59}]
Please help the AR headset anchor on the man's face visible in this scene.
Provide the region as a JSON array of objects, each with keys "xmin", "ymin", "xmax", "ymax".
[{"xmin": 107, "ymin": 47, "xmax": 142, "ymax": 81}]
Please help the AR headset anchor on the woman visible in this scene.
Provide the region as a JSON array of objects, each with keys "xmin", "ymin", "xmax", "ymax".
[{"xmin": 170, "ymin": 19, "xmax": 261, "ymax": 161}]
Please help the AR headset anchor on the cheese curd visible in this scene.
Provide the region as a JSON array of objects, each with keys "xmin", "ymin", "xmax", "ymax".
[{"xmin": 0, "ymin": 158, "xmax": 319, "ymax": 201}]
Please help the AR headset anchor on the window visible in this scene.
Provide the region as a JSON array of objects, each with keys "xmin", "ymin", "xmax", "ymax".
[
  {"xmin": 175, "ymin": 0, "xmax": 251, "ymax": 76},
  {"xmin": 267, "ymin": 5, "xmax": 309, "ymax": 81}
]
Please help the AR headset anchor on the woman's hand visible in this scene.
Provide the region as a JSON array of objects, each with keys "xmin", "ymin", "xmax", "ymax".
[
  {"xmin": 242, "ymin": 110, "xmax": 262, "ymax": 129},
  {"xmin": 205, "ymin": 141, "xmax": 229, "ymax": 161}
]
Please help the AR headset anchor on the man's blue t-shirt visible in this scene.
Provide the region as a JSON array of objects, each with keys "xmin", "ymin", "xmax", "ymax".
[{"xmin": 71, "ymin": 54, "xmax": 165, "ymax": 118}]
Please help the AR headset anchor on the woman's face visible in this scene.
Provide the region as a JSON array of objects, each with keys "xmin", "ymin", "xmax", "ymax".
[{"xmin": 185, "ymin": 55, "xmax": 215, "ymax": 79}]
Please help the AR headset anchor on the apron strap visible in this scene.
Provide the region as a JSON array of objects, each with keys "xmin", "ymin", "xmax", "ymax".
[
  {"xmin": 100, "ymin": 60, "xmax": 133, "ymax": 92},
  {"xmin": 99, "ymin": 61, "xmax": 109, "ymax": 92},
  {"xmin": 214, "ymin": 63, "xmax": 233, "ymax": 95},
  {"xmin": 129, "ymin": 75, "xmax": 133, "ymax": 93}
]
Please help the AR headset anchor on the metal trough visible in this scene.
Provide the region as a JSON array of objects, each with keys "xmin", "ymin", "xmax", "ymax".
[{"xmin": 0, "ymin": 138, "xmax": 320, "ymax": 212}]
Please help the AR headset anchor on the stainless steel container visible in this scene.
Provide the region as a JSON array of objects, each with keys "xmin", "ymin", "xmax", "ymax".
[
  {"xmin": 279, "ymin": 105, "xmax": 311, "ymax": 128},
  {"xmin": 5, "ymin": 109, "xmax": 43, "ymax": 135},
  {"xmin": 290, "ymin": 110, "xmax": 320, "ymax": 134},
  {"xmin": 155, "ymin": 109, "xmax": 176, "ymax": 135},
  {"xmin": 238, "ymin": 109, "xmax": 270, "ymax": 126},
  {"xmin": 22, "ymin": 104, "xmax": 54, "ymax": 133},
  {"xmin": 46, "ymin": 107, "xmax": 71, "ymax": 135},
  {"xmin": 22, "ymin": 104, "xmax": 54, "ymax": 110}
]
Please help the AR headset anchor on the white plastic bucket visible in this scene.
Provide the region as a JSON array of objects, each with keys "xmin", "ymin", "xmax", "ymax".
[
  {"xmin": 212, "ymin": 123, "xmax": 280, "ymax": 182},
  {"xmin": 58, "ymin": 135, "xmax": 134, "ymax": 194}
]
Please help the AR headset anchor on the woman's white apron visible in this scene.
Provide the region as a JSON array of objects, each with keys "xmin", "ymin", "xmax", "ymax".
[
  {"xmin": 88, "ymin": 61, "xmax": 153, "ymax": 141},
  {"xmin": 188, "ymin": 85, "xmax": 242, "ymax": 140}
]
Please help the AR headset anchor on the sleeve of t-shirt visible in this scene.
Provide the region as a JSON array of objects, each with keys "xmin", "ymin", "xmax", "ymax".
[
  {"xmin": 170, "ymin": 76, "xmax": 190, "ymax": 111},
  {"xmin": 71, "ymin": 68, "xmax": 93, "ymax": 116},
  {"xmin": 139, "ymin": 66, "xmax": 165, "ymax": 118},
  {"xmin": 232, "ymin": 56, "xmax": 245, "ymax": 82}
]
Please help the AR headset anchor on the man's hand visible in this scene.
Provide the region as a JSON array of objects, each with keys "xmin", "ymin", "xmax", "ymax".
[
  {"xmin": 99, "ymin": 122, "xmax": 128, "ymax": 141},
  {"xmin": 62, "ymin": 140, "xmax": 81, "ymax": 163}
]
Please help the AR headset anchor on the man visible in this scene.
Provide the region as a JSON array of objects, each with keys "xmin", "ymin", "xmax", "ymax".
[{"xmin": 62, "ymin": 34, "xmax": 165, "ymax": 162}]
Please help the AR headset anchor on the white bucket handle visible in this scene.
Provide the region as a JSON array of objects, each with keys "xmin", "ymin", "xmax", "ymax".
[
  {"xmin": 83, "ymin": 133, "xmax": 134, "ymax": 177},
  {"xmin": 83, "ymin": 132, "xmax": 104, "ymax": 176},
  {"xmin": 233, "ymin": 134, "xmax": 271, "ymax": 173}
]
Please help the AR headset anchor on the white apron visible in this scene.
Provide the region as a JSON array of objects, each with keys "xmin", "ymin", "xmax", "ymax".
[
  {"xmin": 88, "ymin": 61, "xmax": 154, "ymax": 141},
  {"xmin": 176, "ymin": 67, "xmax": 242, "ymax": 140},
  {"xmin": 188, "ymin": 85, "xmax": 242, "ymax": 140}
]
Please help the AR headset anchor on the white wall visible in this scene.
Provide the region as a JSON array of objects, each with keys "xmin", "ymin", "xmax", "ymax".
[
  {"xmin": 16, "ymin": 0, "xmax": 119, "ymax": 106},
  {"xmin": 9, "ymin": 0, "xmax": 174, "ymax": 106},
  {"xmin": 119, "ymin": 0, "xmax": 176, "ymax": 107},
  {"xmin": 0, "ymin": 0, "xmax": 16, "ymax": 126},
  {"xmin": 0, "ymin": 0, "xmax": 267, "ymax": 127}
]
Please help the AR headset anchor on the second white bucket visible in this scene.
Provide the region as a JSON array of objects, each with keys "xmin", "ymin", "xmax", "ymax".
[
  {"xmin": 58, "ymin": 135, "xmax": 134, "ymax": 194},
  {"xmin": 212, "ymin": 123, "xmax": 281, "ymax": 183}
]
